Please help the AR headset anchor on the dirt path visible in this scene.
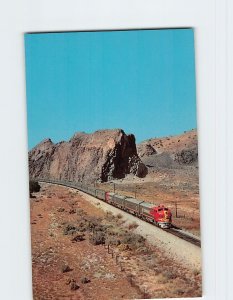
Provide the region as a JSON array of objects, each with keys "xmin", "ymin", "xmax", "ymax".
[{"xmin": 78, "ymin": 190, "xmax": 202, "ymax": 271}]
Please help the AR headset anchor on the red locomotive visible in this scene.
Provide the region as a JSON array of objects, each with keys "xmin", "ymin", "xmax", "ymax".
[
  {"xmin": 39, "ymin": 178, "xmax": 172, "ymax": 229},
  {"xmin": 106, "ymin": 192, "xmax": 172, "ymax": 228},
  {"xmin": 148, "ymin": 204, "xmax": 172, "ymax": 228}
]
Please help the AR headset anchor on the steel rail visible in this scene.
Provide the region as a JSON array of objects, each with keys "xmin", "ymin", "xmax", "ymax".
[{"xmin": 35, "ymin": 178, "xmax": 201, "ymax": 248}]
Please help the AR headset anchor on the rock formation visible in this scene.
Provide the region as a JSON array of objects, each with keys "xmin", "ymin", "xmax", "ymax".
[
  {"xmin": 29, "ymin": 129, "xmax": 147, "ymax": 183},
  {"xmin": 137, "ymin": 129, "xmax": 198, "ymax": 169},
  {"xmin": 137, "ymin": 144, "xmax": 157, "ymax": 158}
]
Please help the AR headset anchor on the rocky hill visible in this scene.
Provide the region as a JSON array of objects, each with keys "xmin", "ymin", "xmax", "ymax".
[
  {"xmin": 137, "ymin": 129, "xmax": 198, "ymax": 170},
  {"xmin": 29, "ymin": 129, "xmax": 147, "ymax": 183}
]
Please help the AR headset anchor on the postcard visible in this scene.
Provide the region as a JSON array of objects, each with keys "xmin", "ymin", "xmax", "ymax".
[{"xmin": 25, "ymin": 28, "xmax": 202, "ymax": 299}]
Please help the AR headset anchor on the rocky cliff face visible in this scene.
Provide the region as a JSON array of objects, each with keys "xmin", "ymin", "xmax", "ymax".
[{"xmin": 29, "ymin": 129, "xmax": 147, "ymax": 183}]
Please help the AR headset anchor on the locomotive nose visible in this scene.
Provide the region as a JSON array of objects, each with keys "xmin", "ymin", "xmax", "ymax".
[{"xmin": 164, "ymin": 210, "xmax": 171, "ymax": 220}]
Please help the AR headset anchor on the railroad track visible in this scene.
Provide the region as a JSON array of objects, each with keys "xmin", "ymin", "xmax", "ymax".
[
  {"xmin": 165, "ymin": 228, "xmax": 201, "ymax": 247},
  {"xmin": 37, "ymin": 178, "xmax": 201, "ymax": 248}
]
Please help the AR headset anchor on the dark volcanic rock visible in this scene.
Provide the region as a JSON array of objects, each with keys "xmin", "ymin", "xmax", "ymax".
[
  {"xmin": 29, "ymin": 129, "xmax": 147, "ymax": 183},
  {"xmin": 174, "ymin": 147, "xmax": 198, "ymax": 165}
]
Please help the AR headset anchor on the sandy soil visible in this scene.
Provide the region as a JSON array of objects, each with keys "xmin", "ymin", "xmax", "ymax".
[
  {"xmin": 31, "ymin": 183, "xmax": 202, "ymax": 299},
  {"xmin": 78, "ymin": 190, "xmax": 201, "ymax": 271},
  {"xmin": 31, "ymin": 184, "xmax": 141, "ymax": 300},
  {"xmin": 97, "ymin": 175, "xmax": 201, "ymax": 237}
]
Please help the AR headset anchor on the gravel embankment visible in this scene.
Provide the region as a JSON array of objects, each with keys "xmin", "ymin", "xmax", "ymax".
[{"xmin": 76, "ymin": 190, "xmax": 202, "ymax": 271}]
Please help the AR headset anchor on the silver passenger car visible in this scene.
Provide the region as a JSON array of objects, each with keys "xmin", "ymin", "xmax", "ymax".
[
  {"xmin": 87, "ymin": 186, "xmax": 96, "ymax": 196},
  {"xmin": 124, "ymin": 197, "xmax": 144, "ymax": 214},
  {"xmin": 95, "ymin": 189, "xmax": 106, "ymax": 200},
  {"xmin": 111, "ymin": 194, "xmax": 126, "ymax": 208},
  {"xmin": 139, "ymin": 202, "xmax": 154, "ymax": 220}
]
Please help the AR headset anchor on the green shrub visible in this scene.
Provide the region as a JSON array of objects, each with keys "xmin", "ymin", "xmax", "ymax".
[
  {"xmin": 116, "ymin": 213, "xmax": 123, "ymax": 219},
  {"xmin": 63, "ymin": 224, "xmax": 78, "ymax": 235},
  {"xmin": 89, "ymin": 231, "xmax": 105, "ymax": 245},
  {"xmin": 163, "ymin": 270, "xmax": 177, "ymax": 280},
  {"xmin": 29, "ymin": 181, "xmax": 41, "ymax": 194},
  {"xmin": 70, "ymin": 281, "xmax": 79, "ymax": 290},
  {"xmin": 81, "ymin": 277, "xmax": 90, "ymax": 284},
  {"xmin": 128, "ymin": 221, "xmax": 138, "ymax": 230},
  {"xmin": 61, "ymin": 264, "xmax": 72, "ymax": 273}
]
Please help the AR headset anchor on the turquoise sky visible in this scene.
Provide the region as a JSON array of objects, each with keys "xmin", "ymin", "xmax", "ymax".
[{"xmin": 25, "ymin": 29, "xmax": 197, "ymax": 149}]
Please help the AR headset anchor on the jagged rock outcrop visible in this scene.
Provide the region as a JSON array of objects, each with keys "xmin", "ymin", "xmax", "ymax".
[
  {"xmin": 137, "ymin": 144, "xmax": 157, "ymax": 158},
  {"xmin": 29, "ymin": 129, "xmax": 147, "ymax": 183}
]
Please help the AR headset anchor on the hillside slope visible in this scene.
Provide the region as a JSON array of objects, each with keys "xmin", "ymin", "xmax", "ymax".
[{"xmin": 137, "ymin": 129, "xmax": 198, "ymax": 170}]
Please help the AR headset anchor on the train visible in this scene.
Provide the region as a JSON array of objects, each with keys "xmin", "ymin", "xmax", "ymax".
[{"xmin": 37, "ymin": 178, "xmax": 172, "ymax": 229}]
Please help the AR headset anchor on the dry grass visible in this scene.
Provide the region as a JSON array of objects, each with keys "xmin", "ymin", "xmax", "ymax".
[
  {"xmin": 116, "ymin": 213, "xmax": 123, "ymax": 219},
  {"xmin": 57, "ymin": 190, "xmax": 201, "ymax": 299},
  {"xmin": 97, "ymin": 180, "xmax": 200, "ymax": 236},
  {"xmin": 128, "ymin": 221, "xmax": 139, "ymax": 230}
]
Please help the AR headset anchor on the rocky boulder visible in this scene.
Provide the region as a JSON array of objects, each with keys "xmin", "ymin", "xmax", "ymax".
[
  {"xmin": 29, "ymin": 129, "xmax": 147, "ymax": 183},
  {"xmin": 174, "ymin": 147, "xmax": 198, "ymax": 165}
]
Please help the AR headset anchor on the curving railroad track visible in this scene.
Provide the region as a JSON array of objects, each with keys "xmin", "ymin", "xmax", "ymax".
[
  {"xmin": 36, "ymin": 178, "xmax": 201, "ymax": 248},
  {"xmin": 165, "ymin": 228, "xmax": 201, "ymax": 247}
]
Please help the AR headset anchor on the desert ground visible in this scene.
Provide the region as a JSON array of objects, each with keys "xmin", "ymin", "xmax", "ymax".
[
  {"xmin": 30, "ymin": 183, "xmax": 202, "ymax": 300},
  {"xmin": 97, "ymin": 173, "xmax": 200, "ymax": 237},
  {"xmin": 29, "ymin": 129, "xmax": 201, "ymax": 238}
]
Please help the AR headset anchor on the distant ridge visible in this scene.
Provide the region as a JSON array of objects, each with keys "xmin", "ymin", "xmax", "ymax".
[{"xmin": 137, "ymin": 129, "xmax": 198, "ymax": 170}]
